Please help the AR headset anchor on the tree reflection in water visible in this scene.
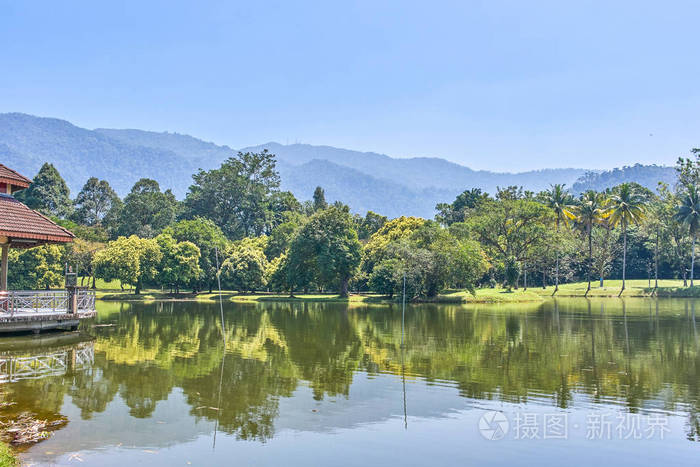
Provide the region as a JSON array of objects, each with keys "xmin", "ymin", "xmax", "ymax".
[{"xmin": 1, "ymin": 298, "xmax": 699, "ymax": 446}]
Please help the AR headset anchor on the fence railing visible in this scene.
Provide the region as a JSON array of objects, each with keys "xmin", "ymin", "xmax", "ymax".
[
  {"xmin": 0, "ymin": 342, "xmax": 94, "ymax": 382},
  {"xmin": 0, "ymin": 290, "xmax": 96, "ymax": 314}
]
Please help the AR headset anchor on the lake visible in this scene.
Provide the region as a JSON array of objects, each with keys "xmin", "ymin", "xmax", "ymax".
[{"xmin": 2, "ymin": 298, "xmax": 698, "ymax": 466}]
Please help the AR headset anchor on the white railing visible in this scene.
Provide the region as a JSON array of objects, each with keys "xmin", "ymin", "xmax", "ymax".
[
  {"xmin": 0, "ymin": 342, "xmax": 94, "ymax": 383},
  {"xmin": 0, "ymin": 290, "xmax": 96, "ymax": 314}
]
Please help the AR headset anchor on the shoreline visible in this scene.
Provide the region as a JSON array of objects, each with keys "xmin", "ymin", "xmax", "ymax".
[{"xmin": 93, "ymin": 280, "xmax": 700, "ymax": 304}]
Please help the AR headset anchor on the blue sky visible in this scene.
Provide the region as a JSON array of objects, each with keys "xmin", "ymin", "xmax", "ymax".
[{"xmin": 1, "ymin": 0, "xmax": 698, "ymax": 171}]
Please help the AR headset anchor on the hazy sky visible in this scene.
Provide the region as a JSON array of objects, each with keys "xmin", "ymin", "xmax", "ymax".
[{"xmin": 1, "ymin": 0, "xmax": 698, "ymax": 171}]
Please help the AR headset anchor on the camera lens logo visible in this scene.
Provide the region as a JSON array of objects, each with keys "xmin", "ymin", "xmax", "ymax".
[{"xmin": 479, "ymin": 411, "xmax": 509, "ymax": 440}]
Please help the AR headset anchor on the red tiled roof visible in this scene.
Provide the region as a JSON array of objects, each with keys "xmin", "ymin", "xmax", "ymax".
[
  {"xmin": 0, "ymin": 194, "xmax": 74, "ymax": 245},
  {"xmin": 0, "ymin": 164, "xmax": 31, "ymax": 188}
]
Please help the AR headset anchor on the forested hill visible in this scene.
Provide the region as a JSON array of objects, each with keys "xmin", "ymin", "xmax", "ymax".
[
  {"xmin": 0, "ymin": 112, "xmax": 674, "ymax": 218},
  {"xmin": 571, "ymin": 164, "xmax": 677, "ymax": 194},
  {"xmin": 0, "ymin": 113, "xmax": 228, "ymax": 198}
]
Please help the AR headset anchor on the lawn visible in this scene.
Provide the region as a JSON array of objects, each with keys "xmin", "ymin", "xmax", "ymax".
[{"xmin": 90, "ymin": 278, "xmax": 698, "ymax": 304}]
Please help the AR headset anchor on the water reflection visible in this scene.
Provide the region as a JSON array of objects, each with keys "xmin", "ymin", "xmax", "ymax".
[
  {"xmin": 5, "ymin": 298, "xmax": 700, "ymax": 464},
  {"xmin": 0, "ymin": 334, "xmax": 94, "ymax": 383}
]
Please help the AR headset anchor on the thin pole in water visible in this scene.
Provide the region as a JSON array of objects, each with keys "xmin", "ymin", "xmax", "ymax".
[
  {"xmin": 213, "ymin": 246, "xmax": 226, "ymax": 450},
  {"xmin": 401, "ymin": 272, "xmax": 408, "ymax": 429},
  {"xmin": 401, "ymin": 273, "xmax": 406, "ymax": 348},
  {"xmin": 215, "ymin": 247, "xmax": 226, "ymax": 341}
]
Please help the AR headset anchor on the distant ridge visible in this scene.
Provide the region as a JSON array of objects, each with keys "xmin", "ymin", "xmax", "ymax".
[
  {"xmin": 572, "ymin": 164, "xmax": 676, "ymax": 194},
  {"xmin": 0, "ymin": 112, "xmax": 672, "ymax": 218}
]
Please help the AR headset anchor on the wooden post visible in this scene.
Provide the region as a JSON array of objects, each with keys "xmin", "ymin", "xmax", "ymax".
[{"xmin": 0, "ymin": 243, "xmax": 8, "ymax": 292}]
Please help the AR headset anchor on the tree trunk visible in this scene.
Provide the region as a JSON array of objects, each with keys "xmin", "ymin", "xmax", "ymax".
[
  {"xmin": 542, "ymin": 269, "xmax": 546, "ymax": 289},
  {"xmin": 135, "ymin": 280, "xmax": 141, "ymax": 295},
  {"xmin": 692, "ymin": 236, "xmax": 696, "ymax": 287},
  {"xmin": 554, "ymin": 219, "xmax": 560, "ymax": 293},
  {"xmin": 654, "ymin": 228, "xmax": 659, "ymax": 289},
  {"xmin": 340, "ymin": 278, "xmax": 349, "ymax": 297},
  {"xmin": 586, "ymin": 225, "xmax": 592, "ymax": 296},
  {"xmin": 620, "ymin": 223, "xmax": 627, "ymax": 296},
  {"xmin": 523, "ymin": 261, "xmax": 527, "ymax": 290}
]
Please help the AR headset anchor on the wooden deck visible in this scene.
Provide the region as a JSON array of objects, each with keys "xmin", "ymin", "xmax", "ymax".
[{"xmin": 0, "ymin": 290, "xmax": 96, "ymax": 333}]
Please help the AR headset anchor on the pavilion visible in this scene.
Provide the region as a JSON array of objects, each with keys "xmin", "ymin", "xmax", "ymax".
[{"xmin": 0, "ymin": 163, "xmax": 95, "ymax": 332}]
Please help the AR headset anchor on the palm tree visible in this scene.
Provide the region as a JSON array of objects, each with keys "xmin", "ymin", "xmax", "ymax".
[
  {"xmin": 605, "ymin": 183, "xmax": 646, "ymax": 295},
  {"xmin": 545, "ymin": 184, "xmax": 574, "ymax": 294},
  {"xmin": 567, "ymin": 191, "xmax": 606, "ymax": 296},
  {"xmin": 674, "ymin": 187, "xmax": 700, "ymax": 287}
]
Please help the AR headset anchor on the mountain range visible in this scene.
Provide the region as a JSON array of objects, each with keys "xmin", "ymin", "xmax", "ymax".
[{"xmin": 0, "ymin": 113, "xmax": 676, "ymax": 218}]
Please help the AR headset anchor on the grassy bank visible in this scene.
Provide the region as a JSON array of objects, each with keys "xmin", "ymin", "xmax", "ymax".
[
  {"xmin": 92, "ymin": 278, "xmax": 700, "ymax": 304},
  {"xmin": 0, "ymin": 443, "xmax": 17, "ymax": 467}
]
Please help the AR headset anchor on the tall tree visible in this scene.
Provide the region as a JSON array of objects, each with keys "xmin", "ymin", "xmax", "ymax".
[
  {"xmin": 605, "ymin": 183, "xmax": 646, "ymax": 295},
  {"xmin": 568, "ymin": 191, "xmax": 606, "ymax": 296},
  {"xmin": 72, "ymin": 177, "xmax": 120, "ymax": 226},
  {"xmin": 287, "ymin": 206, "xmax": 362, "ymax": 296},
  {"xmin": 675, "ymin": 148, "xmax": 700, "ymax": 191},
  {"xmin": 467, "ymin": 197, "xmax": 552, "ymax": 286},
  {"xmin": 674, "ymin": 187, "xmax": 700, "ymax": 287},
  {"xmin": 163, "ymin": 218, "xmax": 228, "ymax": 292},
  {"xmin": 183, "ymin": 150, "xmax": 281, "ymax": 239},
  {"xmin": 16, "ymin": 162, "xmax": 72, "ymax": 218},
  {"xmin": 543, "ymin": 184, "xmax": 574, "ymax": 293},
  {"xmin": 220, "ymin": 240, "xmax": 269, "ymax": 293},
  {"xmin": 312, "ymin": 186, "xmax": 327, "ymax": 212},
  {"xmin": 435, "ymin": 188, "xmax": 489, "ymax": 226},
  {"xmin": 354, "ymin": 211, "xmax": 388, "ymax": 241},
  {"xmin": 93, "ymin": 235, "xmax": 162, "ymax": 294},
  {"xmin": 116, "ymin": 179, "xmax": 177, "ymax": 238},
  {"xmin": 656, "ymin": 184, "xmax": 690, "ymax": 285},
  {"xmin": 155, "ymin": 234, "xmax": 202, "ymax": 293}
]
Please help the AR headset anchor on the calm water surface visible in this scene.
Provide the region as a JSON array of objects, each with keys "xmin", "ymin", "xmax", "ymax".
[{"xmin": 2, "ymin": 298, "xmax": 699, "ymax": 466}]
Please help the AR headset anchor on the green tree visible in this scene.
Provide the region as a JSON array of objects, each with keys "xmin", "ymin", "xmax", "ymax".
[
  {"xmin": 264, "ymin": 220, "xmax": 300, "ymax": 260},
  {"xmin": 312, "ymin": 186, "xmax": 327, "ymax": 211},
  {"xmin": 8, "ymin": 245, "xmax": 64, "ymax": 290},
  {"xmin": 266, "ymin": 253, "xmax": 290, "ymax": 293},
  {"xmin": 368, "ymin": 258, "xmax": 402, "ymax": 298},
  {"xmin": 155, "ymin": 234, "xmax": 201, "ymax": 293},
  {"xmin": 435, "ymin": 188, "xmax": 489, "ymax": 226},
  {"xmin": 72, "ymin": 177, "xmax": 120, "ymax": 226},
  {"xmin": 116, "ymin": 179, "xmax": 177, "ymax": 238},
  {"xmin": 93, "ymin": 235, "xmax": 162, "ymax": 294},
  {"xmin": 163, "ymin": 218, "xmax": 228, "ymax": 292},
  {"xmin": 605, "ymin": 183, "xmax": 646, "ymax": 294},
  {"xmin": 354, "ymin": 211, "xmax": 388, "ymax": 241},
  {"xmin": 266, "ymin": 191, "xmax": 302, "ymax": 232},
  {"xmin": 220, "ymin": 241, "xmax": 269, "ymax": 293},
  {"xmin": 591, "ymin": 218, "xmax": 620, "ymax": 288},
  {"xmin": 466, "ymin": 197, "xmax": 552, "ymax": 287},
  {"xmin": 411, "ymin": 223, "xmax": 487, "ymax": 296},
  {"xmin": 503, "ymin": 256, "xmax": 519, "ymax": 291},
  {"xmin": 655, "ymin": 184, "xmax": 690, "ymax": 284},
  {"xmin": 64, "ymin": 238, "xmax": 105, "ymax": 288},
  {"xmin": 675, "ymin": 148, "xmax": 700, "ymax": 191},
  {"xmin": 674, "ymin": 187, "xmax": 700, "ymax": 286},
  {"xmin": 183, "ymin": 150, "xmax": 281, "ymax": 239},
  {"xmin": 543, "ymin": 184, "xmax": 574, "ymax": 293},
  {"xmin": 16, "ymin": 162, "xmax": 72, "ymax": 218},
  {"xmin": 362, "ymin": 216, "xmax": 427, "ymax": 273},
  {"xmin": 568, "ymin": 191, "xmax": 607, "ymax": 295},
  {"xmin": 287, "ymin": 206, "xmax": 362, "ymax": 296}
]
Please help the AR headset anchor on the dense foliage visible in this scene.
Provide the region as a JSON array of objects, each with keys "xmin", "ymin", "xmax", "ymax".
[{"xmin": 6, "ymin": 147, "xmax": 700, "ymax": 298}]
